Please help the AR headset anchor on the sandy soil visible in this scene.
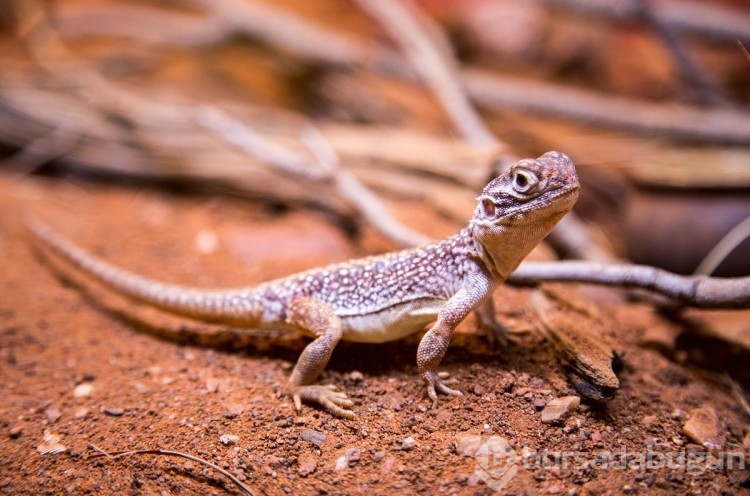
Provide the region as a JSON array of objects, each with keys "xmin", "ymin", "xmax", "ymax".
[{"xmin": 1, "ymin": 174, "xmax": 748, "ymax": 495}]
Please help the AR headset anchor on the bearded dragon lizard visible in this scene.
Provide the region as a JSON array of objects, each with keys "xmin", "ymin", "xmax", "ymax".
[{"xmin": 28, "ymin": 151, "xmax": 579, "ymax": 418}]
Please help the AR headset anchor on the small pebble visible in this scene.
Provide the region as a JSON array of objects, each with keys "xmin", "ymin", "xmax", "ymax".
[
  {"xmin": 298, "ymin": 452, "xmax": 317, "ymax": 477},
  {"xmin": 224, "ymin": 403, "xmax": 245, "ymax": 419},
  {"xmin": 219, "ymin": 434, "xmax": 239, "ymax": 446},
  {"xmin": 334, "ymin": 448, "xmax": 361, "ymax": 470},
  {"xmin": 347, "ymin": 370, "xmax": 364, "ymax": 382},
  {"xmin": 37, "ymin": 430, "xmax": 66, "ymax": 455},
  {"xmin": 103, "ymin": 407, "xmax": 124, "ymax": 417},
  {"xmin": 301, "ymin": 429, "xmax": 327, "ymax": 448},
  {"xmin": 541, "ymin": 396, "xmax": 580, "ymax": 424},
  {"xmin": 73, "ymin": 383, "xmax": 93, "ymax": 398},
  {"xmin": 45, "ymin": 408, "xmax": 61, "ymax": 424},
  {"xmin": 401, "ymin": 436, "xmax": 417, "ymax": 450},
  {"xmin": 205, "ymin": 378, "xmax": 221, "ymax": 393},
  {"xmin": 8, "ymin": 425, "xmax": 23, "ymax": 439},
  {"xmin": 346, "ymin": 448, "xmax": 361, "ymax": 463},
  {"xmin": 682, "ymin": 406, "xmax": 725, "ymax": 452},
  {"xmin": 335, "ymin": 456, "xmax": 348, "ymax": 471}
]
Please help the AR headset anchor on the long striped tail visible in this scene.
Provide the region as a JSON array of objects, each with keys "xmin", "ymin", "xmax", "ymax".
[{"xmin": 26, "ymin": 218, "xmax": 264, "ymax": 325}]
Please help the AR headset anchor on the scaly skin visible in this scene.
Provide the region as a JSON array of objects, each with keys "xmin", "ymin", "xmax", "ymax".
[{"xmin": 28, "ymin": 151, "xmax": 579, "ymax": 418}]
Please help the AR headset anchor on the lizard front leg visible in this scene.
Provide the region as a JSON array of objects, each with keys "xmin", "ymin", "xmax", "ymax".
[
  {"xmin": 417, "ymin": 278, "xmax": 491, "ymax": 406},
  {"xmin": 286, "ymin": 297, "xmax": 355, "ymax": 418}
]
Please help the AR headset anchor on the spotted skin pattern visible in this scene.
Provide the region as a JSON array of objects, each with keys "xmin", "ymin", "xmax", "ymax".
[{"xmin": 29, "ymin": 152, "xmax": 579, "ymax": 418}]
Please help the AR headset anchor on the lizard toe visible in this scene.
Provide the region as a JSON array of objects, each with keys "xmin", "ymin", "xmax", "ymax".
[
  {"xmin": 423, "ymin": 371, "xmax": 463, "ymax": 406},
  {"xmin": 293, "ymin": 385, "xmax": 356, "ymax": 419}
]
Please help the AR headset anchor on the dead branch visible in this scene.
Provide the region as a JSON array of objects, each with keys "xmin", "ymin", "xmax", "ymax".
[
  {"xmin": 537, "ymin": 0, "xmax": 750, "ymax": 43},
  {"xmin": 89, "ymin": 444, "xmax": 255, "ymax": 496},
  {"xmin": 463, "ymin": 69, "xmax": 750, "ymax": 145},
  {"xmin": 631, "ymin": 0, "xmax": 727, "ymax": 106},
  {"xmin": 17, "ymin": 19, "xmax": 437, "ymax": 247},
  {"xmin": 694, "ymin": 216, "xmax": 750, "ymax": 276},
  {"xmin": 509, "ymin": 261, "xmax": 750, "ymax": 309},
  {"xmin": 47, "ymin": 1, "xmax": 750, "ymax": 144},
  {"xmin": 355, "ymin": 0, "xmax": 498, "ymax": 147},
  {"xmin": 353, "ymin": 0, "xmax": 616, "ymax": 260},
  {"xmin": 195, "ymin": 106, "xmax": 431, "ymax": 247}
]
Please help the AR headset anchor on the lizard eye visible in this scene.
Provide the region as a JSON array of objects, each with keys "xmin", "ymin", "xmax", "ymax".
[
  {"xmin": 481, "ymin": 197, "xmax": 496, "ymax": 217},
  {"xmin": 512, "ymin": 168, "xmax": 539, "ymax": 194}
]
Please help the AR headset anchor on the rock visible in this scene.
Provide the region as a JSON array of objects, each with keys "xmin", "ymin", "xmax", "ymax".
[
  {"xmin": 219, "ymin": 434, "xmax": 239, "ymax": 446},
  {"xmin": 224, "ymin": 403, "xmax": 245, "ymax": 419},
  {"xmin": 298, "ymin": 452, "xmax": 317, "ymax": 477},
  {"xmin": 300, "ymin": 429, "xmax": 327, "ymax": 448},
  {"xmin": 45, "ymin": 407, "xmax": 61, "ymax": 424},
  {"xmin": 103, "ymin": 407, "xmax": 124, "ymax": 417},
  {"xmin": 347, "ymin": 370, "xmax": 364, "ymax": 382},
  {"xmin": 335, "ymin": 448, "xmax": 361, "ymax": 470},
  {"xmin": 73, "ymin": 383, "xmax": 93, "ymax": 398},
  {"xmin": 401, "ymin": 436, "xmax": 416, "ymax": 450},
  {"xmin": 541, "ymin": 396, "xmax": 580, "ymax": 424},
  {"xmin": 682, "ymin": 406, "xmax": 725, "ymax": 452},
  {"xmin": 345, "ymin": 448, "xmax": 361, "ymax": 464},
  {"xmin": 205, "ymin": 377, "xmax": 221, "ymax": 393},
  {"xmin": 37, "ymin": 430, "xmax": 66, "ymax": 455},
  {"xmin": 8, "ymin": 425, "xmax": 23, "ymax": 439},
  {"xmin": 380, "ymin": 455, "xmax": 395, "ymax": 475}
]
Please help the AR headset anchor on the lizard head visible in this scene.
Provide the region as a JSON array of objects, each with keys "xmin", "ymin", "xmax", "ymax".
[{"xmin": 470, "ymin": 151, "xmax": 579, "ymax": 280}]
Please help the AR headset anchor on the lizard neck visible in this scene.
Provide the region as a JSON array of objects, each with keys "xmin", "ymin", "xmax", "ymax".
[{"xmin": 468, "ymin": 209, "xmax": 569, "ymax": 282}]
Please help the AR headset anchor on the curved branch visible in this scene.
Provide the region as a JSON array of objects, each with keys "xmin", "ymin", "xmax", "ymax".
[{"xmin": 509, "ymin": 261, "xmax": 750, "ymax": 309}]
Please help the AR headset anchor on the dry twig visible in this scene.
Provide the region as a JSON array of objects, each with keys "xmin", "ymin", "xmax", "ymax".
[
  {"xmin": 463, "ymin": 69, "xmax": 750, "ymax": 145},
  {"xmin": 509, "ymin": 261, "xmax": 750, "ymax": 309},
  {"xmin": 694, "ymin": 216, "xmax": 750, "ymax": 276},
  {"xmin": 196, "ymin": 106, "xmax": 431, "ymax": 247},
  {"xmin": 89, "ymin": 444, "xmax": 255, "ymax": 496},
  {"xmin": 538, "ymin": 0, "xmax": 750, "ymax": 43},
  {"xmin": 632, "ymin": 0, "xmax": 727, "ymax": 106},
  {"xmin": 355, "ymin": 0, "xmax": 498, "ymax": 147}
]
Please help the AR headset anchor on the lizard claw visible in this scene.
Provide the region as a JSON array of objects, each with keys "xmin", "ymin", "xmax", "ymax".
[
  {"xmin": 423, "ymin": 371, "xmax": 463, "ymax": 407},
  {"xmin": 293, "ymin": 384, "xmax": 356, "ymax": 419}
]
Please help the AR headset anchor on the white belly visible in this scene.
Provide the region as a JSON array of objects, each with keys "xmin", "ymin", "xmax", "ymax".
[{"xmin": 339, "ymin": 299, "xmax": 445, "ymax": 343}]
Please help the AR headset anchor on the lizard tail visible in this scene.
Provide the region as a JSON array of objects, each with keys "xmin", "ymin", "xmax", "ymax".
[{"xmin": 25, "ymin": 218, "xmax": 264, "ymax": 326}]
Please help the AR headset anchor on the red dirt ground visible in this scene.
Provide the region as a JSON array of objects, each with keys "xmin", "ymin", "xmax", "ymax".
[{"xmin": 1, "ymin": 174, "xmax": 748, "ymax": 495}]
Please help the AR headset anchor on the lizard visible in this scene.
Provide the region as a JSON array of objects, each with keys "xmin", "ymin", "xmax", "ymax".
[{"xmin": 27, "ymin": 151, "xmax": 579, "ymax": 419}]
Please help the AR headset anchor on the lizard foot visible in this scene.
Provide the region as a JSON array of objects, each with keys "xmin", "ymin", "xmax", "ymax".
[
  {"xmin": 292, "ymin": 384, "xmax": 356, "ymax": 419},
  {"xmin": 423, "ymin": 371, "xmax": 463, "ymax": 407},
  {"xmin": 476, "ymin": 312, "xmax": 523, "ymax": 349}
]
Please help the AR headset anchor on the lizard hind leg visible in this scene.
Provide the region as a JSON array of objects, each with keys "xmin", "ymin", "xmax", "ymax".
[{"xmin": 286, "ymin": 297, "xmax": 355, "ymax": 419}]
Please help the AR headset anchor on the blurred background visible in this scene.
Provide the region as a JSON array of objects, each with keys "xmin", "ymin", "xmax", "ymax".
[{"xmin": 0, "ymin": 0, "xmax": 748, "ymax": 275}]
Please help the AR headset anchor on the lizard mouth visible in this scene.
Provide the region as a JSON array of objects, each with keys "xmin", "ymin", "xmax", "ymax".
[
  {"xmin": 515, "ymin": 185, "xmax": 579, "ymax": 216},
  {"xmin": 475, "ymin": 185, "xmax": 579, "ymax": 227}
]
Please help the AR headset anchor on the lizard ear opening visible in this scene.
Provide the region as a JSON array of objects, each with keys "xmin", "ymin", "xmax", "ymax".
[{"xmin": 480, "ymin": 197, "xmax": 496, "ymax": 217}]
